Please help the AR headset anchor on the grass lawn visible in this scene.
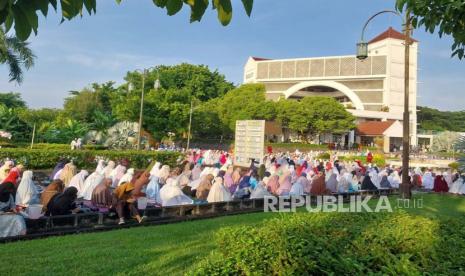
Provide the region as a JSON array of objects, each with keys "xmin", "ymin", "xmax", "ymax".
[{"xmin": 1, "ymin": 193, "xmax": 465, "ymax": 276}]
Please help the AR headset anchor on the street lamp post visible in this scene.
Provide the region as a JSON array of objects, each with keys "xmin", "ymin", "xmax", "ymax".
[
  {"xmin": 129, "ymin": 67, "xmax": 160, "ymax": 150},
  {"xmin": 357, "ymin": 10, "xmax": 412, "ymax": 198},
  {"xmin": 186, "ymin": 99, "xmax": 193, "ymax": 151}
]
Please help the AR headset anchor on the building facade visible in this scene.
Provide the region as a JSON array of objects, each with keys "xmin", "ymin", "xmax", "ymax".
[{"xmin": 243, "ymin": 27, "xmax": 418, "ymax": 149}]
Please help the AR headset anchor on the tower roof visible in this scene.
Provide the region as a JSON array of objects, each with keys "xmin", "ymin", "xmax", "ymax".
[
  {"xmin": 251, "ymin": 56, "xmax": 272, "ymax": 61},
  {"xmin": 368, "ymin": 27, "xmax": 418, "ymax": 44}
]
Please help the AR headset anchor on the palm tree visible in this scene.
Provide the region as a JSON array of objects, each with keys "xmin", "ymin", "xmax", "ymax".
[{"xmin": 0, "ymin": 27, "xmax": 35, "ymax": 83}]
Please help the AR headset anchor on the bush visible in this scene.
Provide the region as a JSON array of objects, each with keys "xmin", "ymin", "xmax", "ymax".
[
  {"xmin": 83, "ymin": 144, "xmax": 109, "ymax": 151},
  {"xmin": 0, "ymin": 148, "xmax": 182, "ymax": 169},
  {"xmin": 316, "ymin": 152, "xmax": 331, "ymax": 160},
  {"xmin": 0, "ymin": 139, "xmax": 16, "ymax": 148},
  {"xmin": 29, "ymin": 143, "xmax": 69, "ymax": 150},
  {"xmin": 449, "ymin": 162, "xmax": 459, "ymax": 171},
  {"xmin": 266, "ymin": 143, "xmax": 329, "ymax": 151},
  {"xmin": 15, "ymin": 143, "xmax": 109, "ymax": 151},
  {"xmin": 189, "ymin": 211, "xmax": 465, "ymax": 275}
]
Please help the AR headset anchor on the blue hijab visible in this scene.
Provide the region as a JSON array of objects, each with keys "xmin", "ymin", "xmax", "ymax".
[
  {"xmin": 239, "ymin": 176, "xmax": 251, "ymax": 189},
  {"xmin": 249, "ymin": 177, "xmax": 258, "ymax": 190}
]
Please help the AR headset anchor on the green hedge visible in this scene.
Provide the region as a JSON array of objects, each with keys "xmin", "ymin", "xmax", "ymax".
[
  {"xmin": 13, "ymin": 143, "xmax": 109, "ymax": 151},
  {"xmin": 267, "ymin": 143, "xmax": 329, "ymax": 151},
  {"xmin": 338, "ymin": 153, "xmax": 386, "ymax": 167},
  {"xmin": 189, "ymin": 211, "xmax": 465, "ymax": 275},
  {"xmin": 0, "ymin": 149, "xmax": 182, "ymax": 169}
]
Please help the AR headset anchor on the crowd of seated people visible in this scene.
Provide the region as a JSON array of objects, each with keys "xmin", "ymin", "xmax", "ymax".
[{"xmin": 0, "ymin": 149, "xmax": 463, "ymax": 238}]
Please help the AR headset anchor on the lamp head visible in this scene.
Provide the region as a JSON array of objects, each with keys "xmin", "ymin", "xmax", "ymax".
[{"xmin": 356, "ymin": 41, "xmax": 368, "ymax": 60}]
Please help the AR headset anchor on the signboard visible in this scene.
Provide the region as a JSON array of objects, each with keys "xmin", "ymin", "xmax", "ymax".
[{"xmin": 234, "ymin": 120, "xmax": 265, "ymax": 167}]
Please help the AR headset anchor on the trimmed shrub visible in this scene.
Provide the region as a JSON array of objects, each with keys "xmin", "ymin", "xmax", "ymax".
[
  {"xmin": 17, "ymin": 143, "xmax": 70, "ymax": 150},
  {"xmin": 0, "ymin": 148, "xmax": 182, "ymax": 169},
  {"xmin": 316, "ymin": 152, "xmax": 331, "ymax": 160},
  {"xmin": 189, "ymin": 211, "xmax": 465, "ymax": 275},
  {"xmin": 15, "ymin": 143, "xmax": 109, "ymax": 151},
  {"xmin": 267, "ymin": 143, "xmax": 329, "ymax": 151},
  {"xmin": 0, "ymin": 140, "xmax": 16, "ymax": 148}
]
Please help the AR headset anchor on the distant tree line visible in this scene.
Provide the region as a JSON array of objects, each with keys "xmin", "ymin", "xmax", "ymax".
[{"xmin": 418, "ymin": 106, "xmax": 465, "ymax": 132}]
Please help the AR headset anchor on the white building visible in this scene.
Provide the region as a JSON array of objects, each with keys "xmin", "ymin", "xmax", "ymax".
[{"xmin": 243, "ymin": 27, "xmax": 418, "ymax": 150}]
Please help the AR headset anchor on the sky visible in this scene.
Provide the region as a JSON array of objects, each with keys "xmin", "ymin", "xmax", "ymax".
[{"xmin": 0, "ymin": 0, "xmax": 464, "ymax": 111}]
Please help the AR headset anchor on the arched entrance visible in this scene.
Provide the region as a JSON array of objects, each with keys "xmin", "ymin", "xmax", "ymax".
[{"xmin": 283, "ymin": 80, "xmax": 365, "ymax": 110}]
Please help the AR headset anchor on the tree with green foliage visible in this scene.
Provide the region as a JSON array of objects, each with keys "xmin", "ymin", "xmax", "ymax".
[
  {"xmin": 41, "ymin": 119, "xmax": 88, "ymax": 143},
  {"xmin": 112, "ymin": 86, "xmax": 192, "ymax": 141},
  {"xmin": 0, "ymin": 26, "xmax": 35, "ymax": 83},
  {"xmin": 275, "ymin": 99, "xmax": 311, "ymax": 139},
  {"xmin": 124, "ymin": 64, "xmax": 233, "ymax": 102},
  {"xmin": 17, "ymin": 107, "xmax": 65, "ymax": 142},
  {"xmin": 301, "ymin": 97, "xmax": 356, "ymax": 135},
  {"xmin": 156, "ymin": 63, "xmax": 234, "ymax": 102},
  {"xmin": 0, "ymin": 0, "xmax": 253, "ymax": 40},
  {"xmin": 0, "ymin": 103, "xmax": 29, "ymax": 140},
  {"xmin": 215, "ymin": 84, "xmax": 276, "ymax": 133},
  {"xmin": 397, "ymin": 0, "xmax": 465, "ymax": 59},
  {"xmin": 275, "ymin": 97, "xmax": 355, "ymax": 141},
  {"xmin": 0, "ymin": 91, "xmax": 26, "ymax": 108},
  {"xmin": 17, "ymin": 107, "xmax": 60, "ymax": 125},
  {"xmin": 192, "ymin": 97, "xmax": 226, "ymax": 139},
  {"xmin": 417, "ymin": 106, "xmax": 465, "ymax": 132},
  {"xmin": 64, "ymin": 89, "xmax": 102, "ymax": 122},
  {"xmin": 63, "ymin": 82, "xmax": 117, "ymax": 130},
  {"xmin": 112, "ymin": 64, "xmax": 233, "ymax": 140}
]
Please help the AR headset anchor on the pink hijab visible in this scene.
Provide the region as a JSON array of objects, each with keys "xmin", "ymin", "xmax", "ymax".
[
  {"xmin": 266, "ymin": 175, "xmax": 280, "ymax": 195},
  {"xmin": 224, "ymin": 167, "xmax": 234, "ymax": 188},
  {"xmin": 277, "ymin": 173, "xmax": 292, "ymax": 195},
  {"xmin": 297, "ymin": 175, "xmax": 311, "ymax": 194}
]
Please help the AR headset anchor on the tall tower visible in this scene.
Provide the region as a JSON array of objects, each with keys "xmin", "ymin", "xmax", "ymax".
[{"xmin": 367, "ymin": 27, "xmax": 418, "ymax": 145}]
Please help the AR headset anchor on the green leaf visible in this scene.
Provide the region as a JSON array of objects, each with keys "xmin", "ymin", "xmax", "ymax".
[
  {"xmin": 34, "ymin": 0, "xmax": 50, "ymax": 16},
  {"xmin": 166, "ymin": 0, "xmax": 183, "ymax": 15},
  {"xmin": 4, "ymin": 13, "xmax": 13, "ymax": 32},
  {"xmin": 12, "ymin": 5, "xmax": 32, "ymax": 41},
  {"xmin": 60, "ymin": 0, "xmax": 83, "ymax": 20},
  {"xmin": 83, "ymin": 0, "xmax": 96, "ymax": 15},
  {"xmin": 214, "ymin": 0, "xmax": 232, "ymax": 26},
  {"xmin": 395, "ymin": 0, "xmax": 407, "ymax": 12},
  {"xmin": 153, "ymin": 0, "xmax": 167, "ymax": 8},
  {"xmin": 0, "ymin": 0, "xmax": 8, "ymax": 10},
  {"xmin": 72, "ymin": 0, "xmax": 84, "ymax": 17},
  {"xmin": 0, "ymin": 9, "xmax": 8, "ymax": 24},
  {"xmin": 241, "ymin": 0, "xmax": 253, "ymax": 17},
  {"xmin": 186, "ymin": 0, "xmax": 208, "ymax": 22},
  {"xmin": 19, "ymin": 1, "xmax": 38, "ymax": 35}
]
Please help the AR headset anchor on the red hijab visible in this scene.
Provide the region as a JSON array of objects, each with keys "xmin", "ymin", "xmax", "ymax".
[{"xmin": 2, "ymin": 168, "xmax": 21, "ymax": 186}]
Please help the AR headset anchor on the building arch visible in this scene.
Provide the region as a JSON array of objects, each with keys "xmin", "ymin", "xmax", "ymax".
[{"xmin": 283, "ymin": 80, "xmax": 365, "ymax": 110}]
